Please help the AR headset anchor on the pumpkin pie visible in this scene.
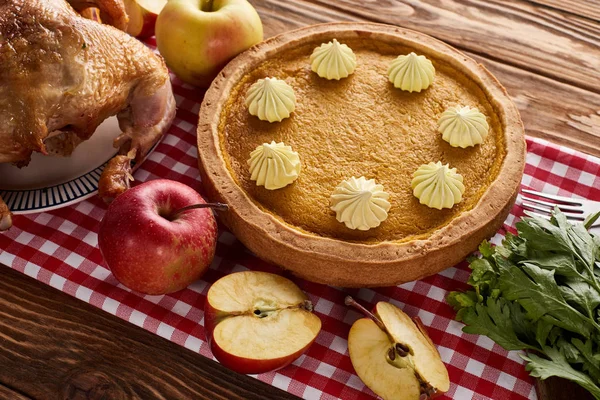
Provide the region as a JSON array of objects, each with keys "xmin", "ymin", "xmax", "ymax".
[{"xmin": 197, "ymin": 23, "xmax": 525, "ymax": 287}]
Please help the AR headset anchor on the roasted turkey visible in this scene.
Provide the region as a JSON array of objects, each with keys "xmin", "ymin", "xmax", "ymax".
[{"xmin": 0, "ymin": 0, "xmax": 176, "ymax": 231}]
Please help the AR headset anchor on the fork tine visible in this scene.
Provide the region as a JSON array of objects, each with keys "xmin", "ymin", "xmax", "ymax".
[
  {"xmin": 524, "ymin": 211, "xmax": 600, "ymax": 232},
  {"xmin": 521, "ymin": 202, "xmax": 585, "ymax": 220},
  {"xmin": 523, "ymin": 210, "xmax": 550, "ymax": 220},
  {"xmin": 520, "ymin": 196, "xmax": 583, "ymax": 213},
  {"xmin": 521, "ymin": 189, "xmax": 582, "ymax": 205}
]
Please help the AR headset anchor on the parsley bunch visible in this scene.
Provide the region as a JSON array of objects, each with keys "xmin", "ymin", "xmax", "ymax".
[{"xmin": 448, "ymin": 209, "xmax": 600, "ymax": 398}]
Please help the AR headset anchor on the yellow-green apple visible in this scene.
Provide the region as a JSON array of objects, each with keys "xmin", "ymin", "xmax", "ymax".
[
  {"xmin": 124, "ymin": 0, "xmax": 167, "ymax": 39},
  {"xmin": 98, "ymin": 179, "xmax": 226, "ymax": 295},
  {"xmin": 204, "ymin": 271, "xmax": 322, "ymax": 374},
  {"xmin": 155, "ymin": 0, "xmax": 263, "ymax": 87},
  {"xmin": 346, "ymin": 296, "xmax": 450, "ymax": 400}
]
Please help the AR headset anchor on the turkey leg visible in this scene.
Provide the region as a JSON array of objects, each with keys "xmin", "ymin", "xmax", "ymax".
[{"xmin": 98, "ymin": 78, "xmax": 176, "ymax": 202}]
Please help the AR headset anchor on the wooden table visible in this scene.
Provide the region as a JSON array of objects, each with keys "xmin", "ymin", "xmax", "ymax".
[{"xmin": 1, "ymin": 0, "xmax": 599, "ymax": 399}]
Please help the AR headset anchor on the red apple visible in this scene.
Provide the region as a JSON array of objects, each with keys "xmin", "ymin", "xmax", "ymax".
[
  {"xmin": 98, "ymin": 179, "xmax": 221, "ymax": 295},
  {"xmin": 204, "ymin": 271, "xmax": 322, "ymax": 374},
  {"xmin": 155, "ymin": 0, "xmax": 263, "ymax": 87},
  {"xmin": 124, "ymin": 0, "xmax": 167, "ymax": 39}
]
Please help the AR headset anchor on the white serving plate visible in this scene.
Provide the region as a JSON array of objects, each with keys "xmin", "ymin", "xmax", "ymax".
[{"xmin": 0, "ymin": 117, "xmax": 121, "ymax": 214}]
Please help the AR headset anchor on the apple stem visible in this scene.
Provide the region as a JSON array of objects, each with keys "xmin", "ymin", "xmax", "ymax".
[
  {"xmin": 171, "ymin": 202, "xmax": 228, "ymax": 219},
  {"xmin": 344, "ymin": 296, "xmax": 387, "ymax": 332},
  {"xmin": 200, "ymin": 0, "xmax": 214, "ymax": 12}
]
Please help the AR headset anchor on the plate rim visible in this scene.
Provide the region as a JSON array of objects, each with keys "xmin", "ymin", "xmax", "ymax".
[
  {"xmin": 1, "ymin": 162, "xmax": 109, "ymax": 215},
  {"xmin": 2, "ymin": 140, "xmax": 159, "ymax": 215}
]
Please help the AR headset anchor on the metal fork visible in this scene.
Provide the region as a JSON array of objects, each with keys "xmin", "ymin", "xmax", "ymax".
[{"xmin": 520, "ymin": 188, "xmax": 600, "ymax": 228}]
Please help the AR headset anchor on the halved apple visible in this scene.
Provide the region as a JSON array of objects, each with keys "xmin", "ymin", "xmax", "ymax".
[
  {"xmin": 124, "ymin": 0, "xmax": 167, "ymax": 39},
  {"xmin": 346, "ymin": 297, "xmax": 450, "ymax": 400},
  {"xmin": 204, "ymin": 271, "xmax": 322, "ymax": 375}
]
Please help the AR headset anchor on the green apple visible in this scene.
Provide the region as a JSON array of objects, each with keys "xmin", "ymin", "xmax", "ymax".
[{"xmin": 156, "ymin": 0, "xmax": 263, "ymax": 87}]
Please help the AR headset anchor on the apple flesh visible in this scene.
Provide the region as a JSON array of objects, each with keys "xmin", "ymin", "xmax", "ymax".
[
  {"xmin": 205, "ymin": 271, "xmax": 322, "ymax": 374},
  {"xmin": 155, "ymin": 0, "xmax": 263, "ymax": 87},
  {"xmin": 346, "ymin": 297, "xmax": 450, "ymax": 400},
  {"xmin": 98, "ymin": 179, "xmax": 220, "ymax": 295},
  {"xmin": 124, "ymin": 0, "xmax": 167, "ymax": 39}
]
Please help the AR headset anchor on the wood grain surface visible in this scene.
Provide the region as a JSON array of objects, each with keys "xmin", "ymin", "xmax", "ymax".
[
  {"xmin": 1, "ymin": 1, "xmax": 599, "ymax": 400},
  {"xmin": 0, "ymin": 384, "xmax": 30, "ymax": 400},
  {"xmin": 526, "ymin": 0, "xmax": 600, "ymax": 20},
  {"xmin": 303, "ymin": 0, "xmax": 600, "ymax": 92},
  {"xmin": 255, "ymin": 0, "xmax": 600, "ymax": 157},
  {"xmin": 0, "ymin": 266, "xmax": 297, "ymax": 400},
  {"xmin": 536, "ymin": 376, "xmax": 595, "ymax": 400}
]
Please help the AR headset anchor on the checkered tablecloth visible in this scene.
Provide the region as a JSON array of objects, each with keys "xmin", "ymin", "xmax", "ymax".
[{"xmin": 3, "ymin": 55, "xmax": 600, "ymax": 399}]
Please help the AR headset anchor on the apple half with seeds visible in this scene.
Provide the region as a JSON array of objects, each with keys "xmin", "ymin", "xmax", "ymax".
[
  {"xmin": 346, "ymin": 297, "xmax": 450, "ymax": 400},
  {"xmin": 205, "ymin": 271, "xmax": 322, "ymax": 374}
]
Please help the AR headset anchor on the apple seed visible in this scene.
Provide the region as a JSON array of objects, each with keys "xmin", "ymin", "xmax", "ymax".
[
  {"xmin": 420, "ymin": 382, "xmax": 437, "ymax": 399},
  {"xmin": 395, "ymin": 342, "xmax": 412, "ymax": 356},
  {"xmin": 251, "ymin": 298, "xmax": 314, "ymax": 319},
  {"xmin": 385, "ymin": 346, "xmax": 412, "ymax": 370},
  {"xmin": 387, "ymin": 346, "xmax": 396, "ymax": 361}
]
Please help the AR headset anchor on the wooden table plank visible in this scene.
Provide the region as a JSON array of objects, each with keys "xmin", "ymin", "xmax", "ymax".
[
  {"xmin": 468, "ymin": 56, "xmax": 600, "ymax": 156},
  {"xmin": 255, "ymin": 0, "xmax": 600, "ymax": 157},
  {"xmin": 296, "ymin": 0, "xmax": 600, "ymax": 93},
  {"xmin": 1, "ymin": 2, "xmax": 598, "ymax": 400},
  {"xmin": 0, "ymin": 266, "xmax": 298, "ymax": 400},
  {"xmin": 0, "ymin": 385, "xmax": 31, "ymax": 400},
  {"xmin": 525, "ymin": 0, "xmax": 600, "ymax": 21},
  {"xmin": 536, "ymin": 377, "xmax": 594, "ymax": 400}
]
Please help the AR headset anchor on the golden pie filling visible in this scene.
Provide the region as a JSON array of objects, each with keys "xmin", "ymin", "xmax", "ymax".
[{"xmin": 219, "ymin": 39, "xmax": 506, "ymax": 243}]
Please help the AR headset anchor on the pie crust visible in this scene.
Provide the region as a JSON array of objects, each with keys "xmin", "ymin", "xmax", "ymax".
[{"xmin": 197, "ymin": 22, "xmax": 525, "ymax": 287}]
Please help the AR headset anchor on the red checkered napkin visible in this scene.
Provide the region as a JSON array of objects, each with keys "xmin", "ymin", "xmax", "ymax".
[{"xmin": 2, "ymin": 72, "xmax": 599, "ymax": 399}]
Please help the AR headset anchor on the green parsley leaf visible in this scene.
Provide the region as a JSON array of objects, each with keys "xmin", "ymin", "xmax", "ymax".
[
  {"xmin": 560, "ymin": 280, "xmax": 600, "ymax": 319},
  {"xmin": 572, "ymin": 338, "xmax": 600, "ymax": 384},
  {"xmin": 459, "ymin": 297, "xmax": 537, "ymax": 351},
  {"xmin": 479, "ymin": 240, "xmax": 495, "ymax": 258},
  {"xmin": 584, "ymin": 212, "xmax": 600, "ymax": 231},
  {"xmin": 498, "ymin": 264, "xmax": 596, "ymax": 337},
  {"xmin": 521, "ymin": 256, "xmax": 580, "ymax": 280},
  {"xmin": 556, "ymin": 337, "xmax": 580, "ymax": 362},
  {"xmin": 448, "ymin": 208, "xmax": 600, "ymax": 398},
  {"xmin": 447, "ymin": 290, "xmax": 478, "ymax": 312},
  {"xmin": 522, "ymin": 347, "xmax": 600, "ymax": 399}
]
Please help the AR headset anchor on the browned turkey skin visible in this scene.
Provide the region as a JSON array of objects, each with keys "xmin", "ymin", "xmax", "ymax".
[{"xmin": 0, "ymin": 0, "xmax": 176, "ymax": 231}]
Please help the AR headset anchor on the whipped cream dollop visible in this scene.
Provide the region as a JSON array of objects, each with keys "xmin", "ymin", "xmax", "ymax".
[
  {"xmin": 248, "ymin": 141, "xmax": 301, "ymax": 190},
  {"xmin": 438, "ymin": 105, "xmax": 489, "ymax": 148},
  {"xmin": 411, "ymin": 162, "xmax": 464, "ymax": 210},
  {"xmin": 330, "ymin": 176, "xmax": 391, "ymax": 231},
  {"xmin": 245, "ymin": 77, "xmax": 296, "ymax": 122},
  {"xmin": 388, "ymin": 52, "xmax": 435, "ymax": 92},
  {"xmin": 310, "ymin": 39, "xmax": 357, "ymax": 80}
]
